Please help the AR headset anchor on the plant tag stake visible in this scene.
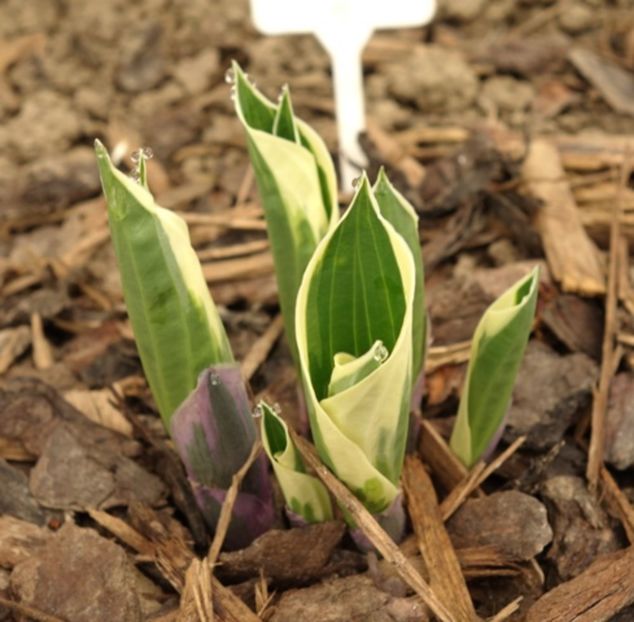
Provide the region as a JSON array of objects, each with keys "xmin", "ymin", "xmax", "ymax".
[{"xmin": 249, "ymin": 0, "xmax": 436, "ymax": 191}]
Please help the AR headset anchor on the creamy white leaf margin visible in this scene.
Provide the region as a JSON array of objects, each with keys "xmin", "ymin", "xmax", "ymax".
[
  {"xmin": 450, "ymin": 267, "xmax": 539, "ymax": 467},
  {"xmin": 260, "ymin": 403, "xmax": 333, "ymax": 522},
  {"xmin": 295, "ymin": 181, "xmax": 416, "ymax": 511}
]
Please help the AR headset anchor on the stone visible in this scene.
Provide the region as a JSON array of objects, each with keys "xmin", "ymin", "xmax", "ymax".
[
  {"xmin": 541, "ymin": 475, "xmax": 619, "ymax": 579},
  {"xmin": 480, "ymin": 76, "xmax": 535, "ymax": 113},
  {"xmin": 503, "ymin": 341, "xmax": 598, "ymax": 449},
  {"xmin": 270, "ymin": 573, "xmax": 425, "ymax": 622},
  {"xmin": 0, "ymin": 515, "xmax": 48, "ymax": 568},
  {"xmin": 3, "ymin": 91, "xmax": 81, "ymax": 162},
  {"xmin": 605, "ymin": 373, "xmax": 634, "ymax": 470},
  {"xmin": 219, "ymin": 522, "xmax": 346, "ymax": 584},
  {"xmin": 116, "ymin": 21, "xmax": 166, "ymax": 92},
  {"xmin": 10, "ymin": 523, "xmax": 143, "ymax": 622},
  {"xmin": 173, "ymin": 49, "xmax": 219, "ymax": 95},
  {"xmin": 385, "ymin": 45, "xmax": 478, "ymax": 113},
  {"xmin": 30, "ymin": 422, "xmax": 165, "ymax": 511},
  {"xmin": 440, "ymin": 0, "xmax": 486, "ymax": 22},
  {"xmin": 20, "ymin": 147, "xmax": 100, "ymax": 208},
  {"xmin": 0, "ymin": 459, "xmax": 47, "ymax": 525},
  {"xmin": 558, "ymin": 4, "xmax": 594, "ymax": 35},
  {"xmin": 447, "ymin": 491, "xmax": 552, "ymax": 560}
]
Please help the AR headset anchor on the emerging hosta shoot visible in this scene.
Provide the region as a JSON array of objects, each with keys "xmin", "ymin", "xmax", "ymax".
[
  {"xmin": 96, "ymin": 142, "xmax": 273, "ymax": 548},
  {"xmin": 450, "ymin": 268, "xmax": 539, "ymax": 468},
  {"xmin": 260, "ymin": 402, "xmax": 333, "ymax": 523},
  {"xmin": 372, "ymin": 169, "xmax": 426, "ymax": 386},
  {"xmin": 232, "ymin": 62, "xmax": 338, "ymax": 360},
  {"xmin": 171, "ymin": 366, "xmax": 274, "ymax": 549},
  {"xmin": 95, "ymin": 141, "xmax": 233, "ymax": 426},
  {"xmin": 295, "ymin": 174, "xmax": 416, "ymax": 540}
]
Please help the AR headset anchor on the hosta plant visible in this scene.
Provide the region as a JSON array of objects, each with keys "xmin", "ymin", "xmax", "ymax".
[
  {"xmin": 95, "ymin": 141, "xmax": 274, "ymax": 549},
  {"xmin": 95, "ymin": 67, "xmax": 540, "ymax": 552},
  {"xmin": 232, "ymin": 62, "xmax": 338, "ymax": 363},
  {"xmin": 450, "ymin": 267, "xmax": 539, "ymax": 468}
]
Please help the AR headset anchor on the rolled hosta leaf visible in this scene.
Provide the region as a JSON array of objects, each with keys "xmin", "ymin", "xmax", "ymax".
[
  {"xmin": 232, "ymin": 62, "xmax": 338, "ymax": 361},
  {"xmin": 260, "ymin": 401, "xmax": 333, "ymax": 523},
  {"xmin": 295, "ymin": 174, "xmax": 416, "ymax": 530},
  {"xmin": 450, "ymin": 267, "xmax": 539, "ymax": 468},
  {"xmin": 171, "ymin": 365, "xmax": 274, "ymax": 550},
  {"xmin": 95, "ymin": 141, "xmax": 233, "ymax": 426},
  {"xmin": 373, "ymin": 169, "xmax": 426, "ymax": 386}
]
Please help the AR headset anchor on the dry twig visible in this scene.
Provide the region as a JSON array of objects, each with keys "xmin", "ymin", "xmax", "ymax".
[
  {"xmin": 290, "ymin": 430, "xmax": 455, "ymax": 622},
  {"xmin": 240, "ymin": 315, "xmax": 285, "ymax": 382},
  {"xmin": 402, "ymin": 455, "xmax": 479, "ymax": 621},
  {"xmin": 587, "ymin": 161, "xmax": 628, "ymax": 488},
  {"xmin": 441, "ymin": 437, "xmax": 526, "ymax": 521}
]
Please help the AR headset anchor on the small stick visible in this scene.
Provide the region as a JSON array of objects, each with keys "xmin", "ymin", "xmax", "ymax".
[
  {"xmin": 240, "ymin": 315, "xmax": 285, "ymax": 382},
  {"xmin": 600, "ymin": 465, "xmax": 634, "ymax": 544},
  {"xmin": 235, "ymin": 166, "xmax": 255, "ymax": 206},
  {"xmin": 290, "ymin": 430, "xmax": 455, "ymax": 622},
  {"xmin": 441, "ymin": 437, "xmax": 526, "ymax": 521},
  {"xmin": 489, "ymin": 596, "xmax": 523, "ymax": 622},
  {"xmin": 208, "ymin": 441, "xmax": 263, "ymax": 565},
  {"xmin": 402, "ymin": 455, "xmax": 479, "ymax": 621},
  {"xmin": 587, "ymin": 162, "xmax": 628, "ymax": 488},
  {"xmin": 30, "ymin": 312, "xmax": 54, "ymax": 370},
  {"xmin": 198, "ymin": 239, "xmax": 269, "ymax": 262}
]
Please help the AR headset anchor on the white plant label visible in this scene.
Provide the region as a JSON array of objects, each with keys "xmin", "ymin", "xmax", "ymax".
[{"xmin": 249, "ymin": 0, "xmax": 436, "ymax": 190}]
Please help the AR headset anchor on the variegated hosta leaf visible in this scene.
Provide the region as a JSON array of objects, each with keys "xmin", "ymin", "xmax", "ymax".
[
  {"xmin": 260, "ymin": 402, "xmax": 333, "ymax": 523},
  {"xmin": 171, "ymin": 365, "xmax": 274, "ymax": 550},
  {"xmin": 232, "ymin": 62, "xmax": 338, "ymax": 361},
  {"xmin": 373, "ymin": 169, "xmax": 426, "ymax": 384},
  {"xmin": 450, "ymin": 267, "xmax": 539, "ymax": 468},
  {"xmin": 95, "ymin": 141, "xmax": 233, "ymax": 426},
  {"xmin": 295, "ymin": 174, "xmax": 416, "ymax": 516}
]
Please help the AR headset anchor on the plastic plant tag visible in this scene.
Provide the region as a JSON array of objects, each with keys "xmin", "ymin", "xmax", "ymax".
[{"xmin": 249, "ymin": 0, "xmax": 437, "ymax": 189}]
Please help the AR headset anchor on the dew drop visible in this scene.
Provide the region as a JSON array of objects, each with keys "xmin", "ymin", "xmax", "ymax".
[
  {"xmin": 252, "ymin": 404, "xmax": 264, "ymax": 419},
  {"xmin": 209, "ymin": 372, "xmax": 220, "ymax": 386},
  {"xmin": 351, "ymin": 176, "xmax": 361, "ymax": 189},
  {"xmin": 273, "ymin": 402, "xmax": 281, "ymax": 414},
  {"xmin": 224, "ymin": 67, "xmax": 235, "ymax": 85},
  {"xmin": 131, "ymin": 147, "xmax": 153, "ymax": 164},
  {"xmin": 373, "ymin": 341, "xmax": 389, "ymax": 363}
]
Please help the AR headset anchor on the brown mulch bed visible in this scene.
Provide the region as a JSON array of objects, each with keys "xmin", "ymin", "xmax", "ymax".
[{"xmin": 1, "ymin": 0, "xmax": 634, "ymax": 620}]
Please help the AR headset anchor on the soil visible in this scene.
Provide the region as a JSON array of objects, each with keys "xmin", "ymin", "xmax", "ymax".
[{"xmin": 1, "ymin": 0, "xmax": 634, "ymax": 620}]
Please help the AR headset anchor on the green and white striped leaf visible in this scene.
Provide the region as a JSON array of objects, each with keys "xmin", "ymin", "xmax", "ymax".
[
  {"xmin": 295, "ymin": 175, "xmax": 416, "ymax": 513},
  {"xmin": 95, "ymin": 140, "xmax": 233, "ymax": 426},
  {"xmin": 450, "ymin": 267, "xmax": 539, "ymax": 467},
  {"xmin": 373, "ymin": 169, "xmax": 426, "ymax": 382},
  {"xmin": 233, "ymin": 63, "xmax": 338, "ymax": 362},
  {"xmin": 260, "ymin": 402, "xmax": 333, "ymax": 522}
]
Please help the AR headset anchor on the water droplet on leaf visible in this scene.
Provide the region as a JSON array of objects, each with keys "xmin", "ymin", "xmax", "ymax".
[
  {"xmin": 373, "ymin": 341, "xmax": 389, "ymax": 363},
  {"xmin": 224, "ymin": 67, "xmax": 235, "ymax": 84},
  {"xmin": 351, "ymin": 176, "xmax": 361, "ymax": 189},
  {"xmin": 209, "ymin": 372, "xmax": 220, "ymax": 386},
  {"xmin": 252, "ymin": 404, "xmax": 264, "ymax": 419}
]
